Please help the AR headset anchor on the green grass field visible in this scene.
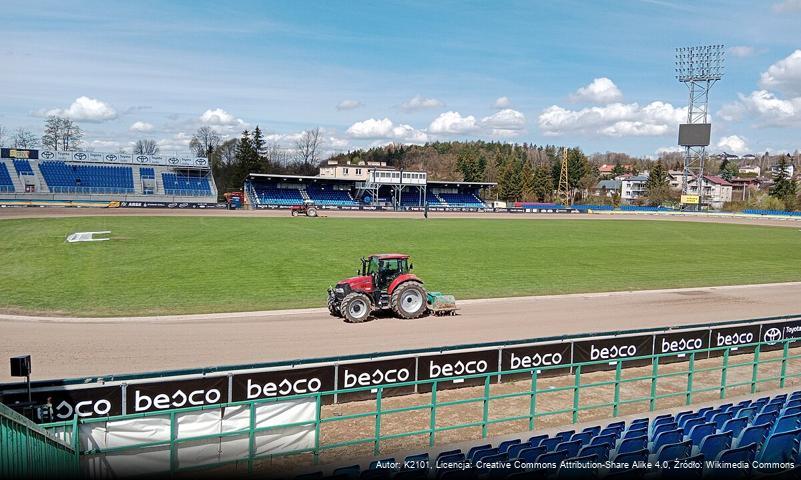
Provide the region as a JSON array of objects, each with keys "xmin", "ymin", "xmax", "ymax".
[{"xmin": 1, "ymin": 216, "xmax": 800, "ymax": 316}]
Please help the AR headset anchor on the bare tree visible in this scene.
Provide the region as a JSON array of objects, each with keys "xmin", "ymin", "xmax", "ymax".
[
  {"xmin": 189, "ymin": 126, "xmax": 221, "ymax": 158},
  {"xmin": 294, "ymin": 127, "xmax": 322, "ymax": 167},
  {"xmin": 41, "ymin": 116, "xmax": 82, "ymax": 151},
  {"xmin": 13, "ymin": 128, "xmax": 39, "ymax": 148},
  {"xmin": 133, "ymin": 139, "xmax": 159, "ymax": 155}
]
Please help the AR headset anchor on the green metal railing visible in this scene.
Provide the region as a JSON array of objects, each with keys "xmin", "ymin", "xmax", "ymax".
[
  {"xmin": 41, "ymin": 337, "xmax": 801, "ymax": 477},
  {"xmin": 0, "ymin": 402, "xmax": 77, "ymax": 478}
]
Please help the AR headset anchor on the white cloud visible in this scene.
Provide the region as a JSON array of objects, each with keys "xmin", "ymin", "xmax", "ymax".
[
  {"xmin": 772, "ymin": 0, "xmax": 801, "ymax": 12},
  {"xmin": 336, "ymin": 99, "xmax": 363, "ymax": 111},
  {"xmin": 157, "ymin": 132, "xmax": 193, "ymax": 153},
  {"xmin": 538, "ymin": 101, "xmax": 685, "ymax": 137},
  {"xmin": 729, "ymin": 46, "xmax": 755, "ymax": 58},
  {"xmin": 43, "ymin": 96, "xmax": 118, "ymax": 122},
  {"xmin": 570, "ymin": 77, "xmax": 623, "ymax": 104},
  {"xmin": 717, "ymin": 135, "xmax": 750, "ymax": 154},
  {"xmin": 428, "ymin": 111, "xmax": 480, "ymax": 134},
  {"xmin": 494, "ymin": 96, "xmax": 512, "ymax": 108},
  {"xmin": 199, "ymin": 108, "xmax": 247, "ymax": 127},
  {"xmin": 346, "ymin": 118, "xmax": 428, "ymax": 143},
  {"xmin": 481, "ymin": 109, "xmax": 527, "ymax": 136},
  {"xmin": 400, "ymin": 94, "xmax": 444, "ymax": 112},
  {"xmin": 759, "ymin": 50, "xmax": 801, "ymax": 96},
  {"xmin": 129, "ymin": 121, "xmax": 154, "ymax": 133}
]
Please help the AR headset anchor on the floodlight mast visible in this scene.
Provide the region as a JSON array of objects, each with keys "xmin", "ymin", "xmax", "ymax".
[{"xmin": 675, "ymin": 45, "xmax": 724, "ymax": 210}]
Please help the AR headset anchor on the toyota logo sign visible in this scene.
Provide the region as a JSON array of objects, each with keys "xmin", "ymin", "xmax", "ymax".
[{"xmin": 763, "ymin": 327, "xmax": 782, "ymax": 344}]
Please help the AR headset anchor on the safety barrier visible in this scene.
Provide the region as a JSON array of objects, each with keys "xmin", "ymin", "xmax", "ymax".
[
  {"xmin": 0, "ymin": 402, "xmax": 76, "ymax": 478},
  {"xmin": 39, "ymin": 335, "xmax": 801, "ymax": 477}
]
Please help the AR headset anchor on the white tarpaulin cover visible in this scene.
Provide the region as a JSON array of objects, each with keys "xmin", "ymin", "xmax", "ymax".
[{"xmin": 78, "ymin": 399, "xmax": 316, "ymax": 477}]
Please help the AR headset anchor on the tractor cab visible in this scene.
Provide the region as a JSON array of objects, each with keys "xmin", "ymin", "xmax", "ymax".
[{"xmin": 360, "ymin": 254, "xmax": 412, "ymax": 291}]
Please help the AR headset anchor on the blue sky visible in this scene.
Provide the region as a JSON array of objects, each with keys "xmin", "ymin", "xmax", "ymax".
[{"xmin": 1, "ymin": 0, "xmax": 800, "ymax": 157}]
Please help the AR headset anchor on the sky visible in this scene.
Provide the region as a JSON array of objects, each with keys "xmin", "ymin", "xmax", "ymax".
[{"xmin": 1, "ymin": 0, "xmax": 801, "ymax": 158}]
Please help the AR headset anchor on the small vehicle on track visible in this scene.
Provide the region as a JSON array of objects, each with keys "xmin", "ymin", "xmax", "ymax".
[
  {"xmin": 327, "ymin": 254, "xmax": 457, "ymax": 323},
  {"xmin": 290, "ymin": 200, "xmax": 318, "ymax": 217}
]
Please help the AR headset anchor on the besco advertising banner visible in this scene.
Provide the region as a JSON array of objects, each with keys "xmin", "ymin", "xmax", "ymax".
[
  {"xmin": 500, "ymin": 341, "xmax": 572, "ymax": 380},
  {"xmin": 654, "ymin": 329, "xmax": 710, "ymax": 364},
  {"xmin": 336, "ymin": 357, "xmax": 416, "ymax": 401},
  {"xmin": 232, "ymin": 365, "xmax": 335, "ymax": 403},
  {"xmin": 4, "ymin": 315, "xmax": 801, "ymax": 422},
  {"xmin": 1, "ymin": 386, "xmax": 122, "ymax": 420},
  {"xmin": 709, "ymin": 324, "xmax": 761, "ymax": 357},
  {"xmin": 417, "ymin": 349, "xmax": 498, "ymax": 391},
  {"xmin": 573, "ymin": 334, "xmax": 653, "ymax": 373},
  {"xmin": 125, "ymin": 376, "xmax": 229, "ymax": 414}
]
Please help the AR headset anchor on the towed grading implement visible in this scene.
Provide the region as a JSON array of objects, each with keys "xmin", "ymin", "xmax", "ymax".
[{"xmin": 327, "ymin": 254, "xmax": 457, "ymax": 323}]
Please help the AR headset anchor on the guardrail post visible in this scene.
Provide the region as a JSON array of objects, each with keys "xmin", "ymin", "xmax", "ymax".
[
  {"xmin": 429, "ymin": 381, "xmax": 438, "ymax": 447},
  {"xmin": 751, "ymin": 345, "xmax": 761, "ymax": 394},
  {"xmin": 248, "ymin": 402, "xmax": 256, "ymax": 474},
  {"xmin": 313, "ymin": 394, "xmax": 322, "ymax": 464},
  {"xmin": 169, "ymin": 411, "xmax": 177, "ymax": 476},
  {"xmin": 482, "ymin": 376, "xmax": 490, "ymax": 438},
  {"xmin": 686, "ymin": 353, "xmax": 695, "ymax": 406},
  {"xmin": 613, "ymin": 362, "xmax": 622, "ymax": 417},
  {"xmin": 649, "ymin": 356, "xmax": 659, "ymax": 412},
  {"xmin": 528, "ymin": 371, "xmax": 538, "ymax": 431},
  {"xmin": 572, "ymin": 365, "xmax": 581, "ymax": 424},
  {"xmin": 780, "ymin": 341, "xmax": 790, "ymax": 389},
  {"xmin": 720, "ymin": 349, "xmax": 729, "ymax": 399},
  {"xmin": 374, "ymin": 387, "xmax": 382, "ymax": 456}
]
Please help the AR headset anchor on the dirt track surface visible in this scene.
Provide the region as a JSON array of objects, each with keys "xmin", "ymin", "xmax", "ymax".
[
  {"xmin": 2, "ymin": 205, "xmax": 801, "ymax": 228},
  {"xmin": 3, "ymin": 282, "xmax": 800, "ymax": 382}
]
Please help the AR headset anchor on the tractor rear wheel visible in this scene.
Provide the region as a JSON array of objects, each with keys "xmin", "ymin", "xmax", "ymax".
[
  {"xmin": 391, "ymin": 281, "xmax": 427, "ymax": 319},
  {"xmin": 306, "ymin": 207, "xmax": 318, "ymax": 217},
  {"xmin": 327, "ymin": 297, "xmax": 342, "ymax": 317},
  {"xmin": 341, "ymin": 292, "xmax": 372, "ymax": 323}
]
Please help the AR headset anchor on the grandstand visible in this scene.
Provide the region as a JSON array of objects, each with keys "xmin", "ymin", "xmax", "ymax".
[
  {"xmin": 308, "ymin": 390, "xmax": 801, "ymax": 479},
  {"xmin": 245, "ymin": 174, "xmax": 493, "ymax": 210},
  {"xmin": 0, "ymin": 148, "xmax": 217, "ymax": 206}
]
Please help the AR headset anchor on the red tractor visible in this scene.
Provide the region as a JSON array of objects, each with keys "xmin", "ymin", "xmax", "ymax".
[{"xmin": 327, "ymin": 254, "xmax": 428, "ymax": 322}]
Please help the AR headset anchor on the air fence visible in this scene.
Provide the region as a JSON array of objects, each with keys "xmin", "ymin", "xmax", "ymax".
[{"xmin": 3, "ymin": 315, "xmax": 794, "ymax": 477}]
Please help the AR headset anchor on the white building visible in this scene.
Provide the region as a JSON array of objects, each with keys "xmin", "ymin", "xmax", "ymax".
[{"xmin": 621, "ymin": 175, "xmax": 649, "ymax": 202}]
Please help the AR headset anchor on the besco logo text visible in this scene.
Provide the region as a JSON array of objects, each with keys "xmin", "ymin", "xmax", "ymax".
[
  {"xmin": 716, "ymin": 331, "xmax": 753, "ymax": 346},
  {"xmin": 590, "ymin": 344, "xmax": 637, "ymax": 360},
  {"xmin": 343, "ymin": 367, "xmax": 410, "ymax": 388},
  {"xmin": 246, "ymin": 377, "xmax": 321, "ymax": 398},
  {"xmin": 429, "ymin": 359, "xmax": 488, "ymax": 378},
  {"xmin": 133, "ymin": 388, "xmax": 222, "ymax": 412},
  {"xmin": 661, "ymin": 337, "xmax": 703, "ymax": 353},
  {"xmin": 509, "ymin": 351, "xmax": 563, "ymax": 369},
  {"xmin": 55, "ymin": 399, "xmax": 112, "ymax": 419}
]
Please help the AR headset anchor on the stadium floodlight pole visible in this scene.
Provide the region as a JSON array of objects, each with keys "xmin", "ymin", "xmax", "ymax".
[{"xmin": 675, "ymin": 44, "xmax": 724, "ymax": 211}]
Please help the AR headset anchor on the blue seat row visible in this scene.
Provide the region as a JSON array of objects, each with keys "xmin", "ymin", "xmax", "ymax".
[
  {"xmin": 0, "ymin": 163, "xmax": 14, "ymax": 192},
  {"xmin": 13, "ymin": 159, "xmax": 34, "ymax": 175},
  {"xmin": 39, "ymin": 161, "xmax": 134, "ymax": 193},
  {"xmin": 301, "ymin": 390, "xmax": 801, "ymax": 479},
  {"xmin": 743, "ymin": 209, "xmax": 801, "ymax": 217},
  {"xmin": 162, "ymin": 173, "xmax": 212, "ymax": 196}
]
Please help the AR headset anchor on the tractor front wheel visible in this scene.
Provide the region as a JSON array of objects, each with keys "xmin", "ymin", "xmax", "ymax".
[
  {"xmin": 391, "ymin": 281, "xmax": 427, "ymax": 319},
  {"xmin": 341, "ymin": 292, "xmax": 372, "ymax": 323}
]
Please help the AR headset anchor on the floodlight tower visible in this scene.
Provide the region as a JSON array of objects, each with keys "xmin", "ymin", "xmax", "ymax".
[{"xmin": 675, "ymin": 45, "xmax": 724, "ymax": 209}]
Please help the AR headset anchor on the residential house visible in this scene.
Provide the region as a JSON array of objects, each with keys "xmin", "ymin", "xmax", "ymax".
[{"xmin": 621, "ymin": 175, "xmax": 649, "ymax": 203}]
